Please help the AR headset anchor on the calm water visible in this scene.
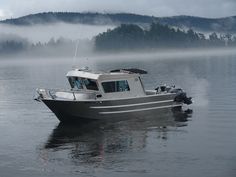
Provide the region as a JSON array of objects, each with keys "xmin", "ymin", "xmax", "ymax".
[{"xmin": 0, "ymin": 55, "xmax": 236, "ymax": 177}]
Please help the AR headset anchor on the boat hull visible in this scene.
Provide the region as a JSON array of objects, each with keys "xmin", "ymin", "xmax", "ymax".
[{"xmin": 42, "ymin": 93, "xmax": 182, "ymax": 122}]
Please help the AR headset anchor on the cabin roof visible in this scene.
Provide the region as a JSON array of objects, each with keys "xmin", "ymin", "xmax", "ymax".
[
  {"xmin": 66, "ymin": 68, "xmax": 140, "ymax": 80},
  {"xmin": 110, "ymin": 68, "xmax": 147, "ymax": 74},
  {"xmin": 66, "ymin": 69, "xmax": 102, "ymax": 80}
]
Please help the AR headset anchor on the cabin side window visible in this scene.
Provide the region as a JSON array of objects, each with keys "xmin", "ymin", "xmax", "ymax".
[
  {"xmin": 83, "ymin": 78, "xmax": 99, "ymax": 91},
  {"xmin": 102, "ymin": 80, "xmax": 130, "ymax": 93}
]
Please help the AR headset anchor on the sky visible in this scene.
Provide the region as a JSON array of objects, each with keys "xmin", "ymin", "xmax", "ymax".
[{"xmin": 0, "ymin": 0, "xmax": 236, "ymax": 20}]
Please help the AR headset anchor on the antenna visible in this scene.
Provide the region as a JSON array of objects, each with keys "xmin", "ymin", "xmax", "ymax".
[
  {"xmin": 72, "ymin": 39, "xmax": 90, "ymax": 70},
  {"xmin": 73, "ymin": 40, "xmax": 79, "ymax": 67}
]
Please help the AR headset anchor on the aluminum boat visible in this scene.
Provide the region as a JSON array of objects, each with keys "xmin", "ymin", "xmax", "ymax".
[{"xmin": 35, "ymin": 67, "xmax": 192, "ymax": 122}]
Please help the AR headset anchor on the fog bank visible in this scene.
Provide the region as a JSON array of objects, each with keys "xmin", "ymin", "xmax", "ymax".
[
  {"xmin": 90, "ymin": 47, "xmax": 236, "ymax": 62},
  {"xmin": 0, "ymin": 23, "xmax": 114, "ymax": 43}
]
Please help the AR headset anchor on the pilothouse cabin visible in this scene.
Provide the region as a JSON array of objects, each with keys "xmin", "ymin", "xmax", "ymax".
[{"xmin": 66, "ymin": 68, "xmax": 146, "ymax": 100}]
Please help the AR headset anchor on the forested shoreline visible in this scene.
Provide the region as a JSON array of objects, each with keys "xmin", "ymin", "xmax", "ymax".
[{"xmin": 95, "ymin": 23, "xmax": 236, "ymax": 52}]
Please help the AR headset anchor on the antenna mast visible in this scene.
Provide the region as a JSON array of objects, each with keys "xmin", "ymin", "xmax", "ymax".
[{"xmin": 73, "ymin": 40, "xmax": 79, "ymax": 67}]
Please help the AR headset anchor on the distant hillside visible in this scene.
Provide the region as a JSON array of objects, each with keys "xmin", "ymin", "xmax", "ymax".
[
  {"xmin": 1, "ymin": 12, "xmax": 155, "ymax": 26},
  {"xmin": 1, "ymin": 12, "xmax": 236, "ymax": 33}
]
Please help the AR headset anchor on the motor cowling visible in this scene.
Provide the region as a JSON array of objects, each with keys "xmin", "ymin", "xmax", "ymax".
[
  {"xmin": 167, "ymin": 88, "xmax": 192, "ymax": 105},
  {"xmin": 174, "ymin": 92, "xmax": 192, "ymax": 105}
]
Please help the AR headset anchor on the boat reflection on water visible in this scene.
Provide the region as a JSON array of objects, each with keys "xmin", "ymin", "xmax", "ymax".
[{"xmin": 40, "ymin": 108, "xmax": 192, "ymax": 165}]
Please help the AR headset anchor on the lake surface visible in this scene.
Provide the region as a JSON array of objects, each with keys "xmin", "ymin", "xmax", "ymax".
[{"xmin": 0, "ymin": 54, "xmax": 236, "ymax": 177}]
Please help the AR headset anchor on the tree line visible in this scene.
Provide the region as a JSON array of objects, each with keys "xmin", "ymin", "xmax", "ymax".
[
  {"xmin": 0, "ymin": 36, "xmax": 92, "ymax": 57},
  {"xmin": 95, "ymin": 23, "xmax": 236, "ymax": 52}
]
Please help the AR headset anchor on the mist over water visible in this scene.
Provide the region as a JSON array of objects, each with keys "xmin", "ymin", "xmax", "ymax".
[
  {"xmin": 0, "ymin": 53, "xmax": 236, "ymax": 177},
  {"xmin": 0, "ymin": 23, "xmax": 114, "ymax": 43}
]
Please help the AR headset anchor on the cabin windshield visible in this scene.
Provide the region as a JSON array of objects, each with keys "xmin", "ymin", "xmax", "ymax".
[
  {"xmin": 83, "ymin": 78, "xmax": 99, "ymax": 91},
  {"xmin": 102, "ymin": 80, "xmax": 130, "ymax": 93},
  {"xmin": 68, "ymin": 77, "xmax": 99, "ymax": 91},
  {"xmin": 68, "ymin": 77, "xmax": 83, "ymax": 90}
]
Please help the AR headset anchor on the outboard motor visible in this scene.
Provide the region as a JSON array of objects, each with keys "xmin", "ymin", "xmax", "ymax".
[
  {"xmin": 174, "ymin": 92, "xmax": 192, "ymax": 105},
  {"xmin": 170, "ymin": 88, "xmax": 192, "ymax": 105},
  {"xmin": 155, "ymin": 84, "xmax": 192, "ymax": 105}
]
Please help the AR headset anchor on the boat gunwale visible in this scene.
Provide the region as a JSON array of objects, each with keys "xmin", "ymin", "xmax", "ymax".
[{"xmin": 41, "ymin": 90, "xmax": 176, "ymax": 103}]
